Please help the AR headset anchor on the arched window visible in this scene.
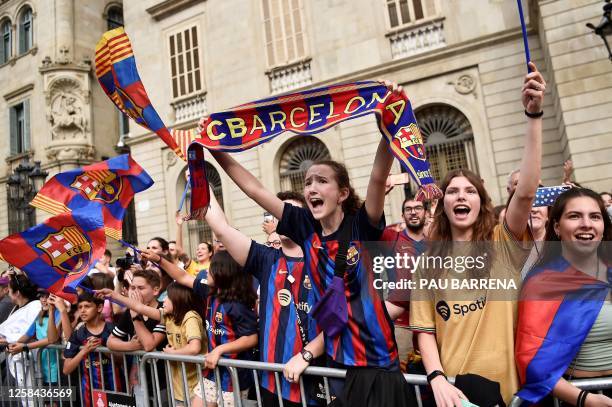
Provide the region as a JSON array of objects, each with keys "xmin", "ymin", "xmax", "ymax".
[
  {"xmin": 179, "ymin": 162, "xmax": 224, "ymax": 257},
  {"xmin": 18, "ymin": 6, "xmax": 32, "ymax": 54},
  {"xmin": 106, "ymin": 5, "xmax": 123, "ymax": 30},
  {"xmin": 278, "ymin": 138, "xmax": 330, "ymax": 193},
  {"xmin": 1, "ymin": 19, "xmax": 11, "ymax": 64},
  {"xmin": 410, "ymin": 104, "xmax": 477, "ymax": 190}
]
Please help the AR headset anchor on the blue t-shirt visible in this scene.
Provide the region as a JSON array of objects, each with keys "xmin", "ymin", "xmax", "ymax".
[
  {"xmin": 193, "ymin": 274, "xmax": 258, "ymax": 392},
  {"xmin": 245, "ymin": 241, "xmax": 317, "ymax": 402},
  {"xmin": 277, "ymin": 203, "xmax": 398, "ymax": 368}
]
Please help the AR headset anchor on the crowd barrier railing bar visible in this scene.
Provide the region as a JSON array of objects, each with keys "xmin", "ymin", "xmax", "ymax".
[{"xmin": 3, "ymin": 344, "xmax": 612, "ymax": 407}]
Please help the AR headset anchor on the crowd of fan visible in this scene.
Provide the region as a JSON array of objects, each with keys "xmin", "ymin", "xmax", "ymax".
[{"xmin": 0, "ymin": 66, "xmax": 610, "ymax": 407}]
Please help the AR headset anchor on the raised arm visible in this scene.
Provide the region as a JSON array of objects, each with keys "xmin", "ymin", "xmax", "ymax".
[
  {"xmin": 210, "ymin": 150, "xmax": 285, "ymax": 219},
  {"xmin": 365, "ymin": 81, "xmax": 401, "ymax": 225},
  {"xmin": 505, "ymin": 61, "xmax": 545, "ymax": 239},
  {"xmin": 204, "ymin": 187, "xmax": 251, "ymax": 266},
  {"xmin": 141, "ymin": 250, "xmax": 195, "ymax": 289},
  {"xmin": 95, "ymin": 288, "xmax": 161, "ymax": 321}
]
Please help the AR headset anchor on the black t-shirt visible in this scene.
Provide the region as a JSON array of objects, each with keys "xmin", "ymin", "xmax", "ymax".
[{"xmin": 111, "ymin": 301, "xmax": 167, "ymax": 350}]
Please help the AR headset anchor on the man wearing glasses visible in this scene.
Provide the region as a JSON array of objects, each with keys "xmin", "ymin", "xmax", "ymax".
[{"xmin": 382, "ymin": 197, "xmax": 428, "ymax": 369}]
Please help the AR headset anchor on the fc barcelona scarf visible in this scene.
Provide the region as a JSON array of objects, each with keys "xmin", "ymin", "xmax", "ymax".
[
  {"xmin": 187, "ymin": 81, "xmax": 442, "ymax": 219},
  {"xmin": 95, "ymin": 28, "xmax": 185, "ymax": 160},
  {"xmin": 0, "ymin": 207, "xmax": 106, "ymax": 302},
  {"xmin": 515, "ymin": 257, "xmax": 611, "ymax": 403},
  {"xmin": 30, "ymin": 154, "xmax": 153, "ymax": 240}
]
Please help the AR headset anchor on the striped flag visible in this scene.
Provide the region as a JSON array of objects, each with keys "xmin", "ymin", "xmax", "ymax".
[{"xmin": 171, "ymin": 128, "xmax": 199, "ymax": 160}]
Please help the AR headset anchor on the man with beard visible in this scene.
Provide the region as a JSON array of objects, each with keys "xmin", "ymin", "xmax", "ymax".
[{"xmin": 381, "ymin": 197, "xmax": 427, "ymax": 368}]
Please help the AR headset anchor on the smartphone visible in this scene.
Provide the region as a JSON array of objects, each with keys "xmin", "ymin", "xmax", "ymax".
[
  {"xmin": 387, "ymin": 173, "xmax": 410, "ymax": 186},
  {"xmin": 263, "ymin": 212, "xmax": 274, "ymax": 223}
]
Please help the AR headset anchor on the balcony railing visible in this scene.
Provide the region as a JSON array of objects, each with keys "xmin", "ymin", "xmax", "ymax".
[
  {"xmin": 266, "ymin": 59, "xmax": 312, "ymax": 94},
  {"xmin": 172, "ymin": 93, "xmax": 207, "ymax": 124},
  {"xmin": 388, "ymin": 18, "xmax": 446, "ymax": 60}
]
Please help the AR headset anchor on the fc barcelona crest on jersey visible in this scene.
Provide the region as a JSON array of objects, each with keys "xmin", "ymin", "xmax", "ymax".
[
  {"xmin": 71, "ymin": 171, "xmax": 123, "ymax": 204},
  {"xmin": 394, "ymin": 123, "xmax": 426, "ymax": 161},
  {"xmin": 215, "ymin": 311, "xmax": 223, "ymax": 323},
  {"xmin": 36, "ymin": 226, "xmax": 92, "ymax": 274}
]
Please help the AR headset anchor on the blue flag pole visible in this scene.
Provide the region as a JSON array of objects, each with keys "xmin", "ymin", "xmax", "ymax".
[
  {"xmin": 178, "ymin": 179, "xmax": 190, "ymax": 212},
  {"xmin": 517, "ymin": 0, "xmax": 532, "ymax": 72}
]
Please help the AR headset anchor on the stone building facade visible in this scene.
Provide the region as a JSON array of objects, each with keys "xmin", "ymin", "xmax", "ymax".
[{"xmin": 0, "ymin": 0, "xmax": 127, "ymax": 243}]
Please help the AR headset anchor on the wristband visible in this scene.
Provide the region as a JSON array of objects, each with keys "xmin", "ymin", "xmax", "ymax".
[
  {"xmin": 524, "ymin": 109, "xmax": 544, "ymax": 118},
  {"xmin": 132, "ymin": 315, "xmax": 144, "ymax": 322},
  {"xmin": 22, "ymin": 344, "xmax": 29, "ymax": 352},
  {"xmin": 426, "ymin": 370, "xmax": 446, "ymax": 384},
  {"xmin": 577, "ymin": 390, "xmax": 589, "ymax": 407}
]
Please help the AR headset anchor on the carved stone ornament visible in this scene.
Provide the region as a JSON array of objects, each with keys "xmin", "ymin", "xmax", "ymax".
[
  {"xmin": 166, "ymin": 150, "xmax": 178, "ymax": 169},
  {"xmin": 45, "ymin": 144, "xmax": 95, "ymax": 161},
  {"xmin": 449, "ymin": 74, "xmax": 477, "ymax": 96},
  {"xmin": 46, "ymin": 77, "xmax": 89, "ymax": 141}
]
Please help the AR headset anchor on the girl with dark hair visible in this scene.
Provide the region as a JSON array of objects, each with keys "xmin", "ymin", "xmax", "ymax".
[
  {"xmin": 410, "ymin": 62, "xmax": 546, "ymax": 406},
  {"xmin": 97, "ymin": 280, "xmax": 206, "ymax": 405},
  {"xmin": 140, "ymin": 249, "xmax": 258, "ymax": 407},
  {"xmin": 203, "ymin": 82, "xmax": 412, "ymax": 406},
  {"xmin": 515, "ymin": 188, "xmax": 612, "ymax": 406}
]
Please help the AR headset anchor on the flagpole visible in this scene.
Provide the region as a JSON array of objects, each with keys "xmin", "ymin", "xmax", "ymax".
[
  {"xmin": 517, "ymin": 0, "xmax": 532, "ymax": 72},
  {"xmin": 178, "ymin": 179, "xmax": 190, "ymax": 212}
]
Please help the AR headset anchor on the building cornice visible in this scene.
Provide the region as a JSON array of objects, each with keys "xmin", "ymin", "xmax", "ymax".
[
  {"xmin": 3, "ymin": 82, "xmax": 33, "ymax": 100},
  {"xmin": 146, "ymin": 0, "xmax": 206, "ymax": 21}
]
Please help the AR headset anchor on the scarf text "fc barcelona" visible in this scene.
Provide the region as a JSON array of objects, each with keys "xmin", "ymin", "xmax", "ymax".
[{"xmin": 187, "ymin": 81, "xmax": 443, "ymax": 219}]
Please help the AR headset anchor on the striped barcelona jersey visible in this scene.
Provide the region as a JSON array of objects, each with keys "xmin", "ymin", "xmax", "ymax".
[
  {"xmin": 277, "ymin": 203, "xmax": 398, "ymax": 368},
  {"xmin": 64, "ymin": 323, "xmax": 123, "ymax": 407},
  {"xmin": 203, "ymin": 295, "xmax": 258, "ymax": 392},
  {"xmin": 245, "ymin": 241, "xmax": 318, "ymax": 402}
]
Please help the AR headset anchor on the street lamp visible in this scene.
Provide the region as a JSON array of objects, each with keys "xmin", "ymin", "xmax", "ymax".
[
  {"xmin": 587, "ymin": 0, "xmax": 612, "ymax": 61},
  {"xmin": 5, "ymin": 159, "xmax": 48, "ymax": 233}
]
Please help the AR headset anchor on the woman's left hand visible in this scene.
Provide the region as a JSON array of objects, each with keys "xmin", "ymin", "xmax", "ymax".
[
  {"xmin": 163, "ymin": 344, "xmax": 175, "ymax": 354},
  {"xmin": 204, "ymin": 348, "xmax": 222, "ymax": 369},
  {"xmin": 283, "ymin": 353, "xmax": 309, "ymax": 384},
  {"xmin": 522, "ymin": 62, "xmax": 546, "ymax": 114}
]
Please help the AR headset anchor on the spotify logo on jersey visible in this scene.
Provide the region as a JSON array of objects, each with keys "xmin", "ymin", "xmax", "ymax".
[
  {"xmin": 277, "ymin": 289, "xmax": 292, "ymax": 307},
  {"xmin": 436, "ymin": 300, "xmax": 451, "ymax": 321}
]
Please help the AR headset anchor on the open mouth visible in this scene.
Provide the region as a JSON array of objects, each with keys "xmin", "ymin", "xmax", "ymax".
[
  {"xmin": 453, "ymin": 205, "xmax": 471, "ymax": 217},
  {"xmin": 575, "ymin": 233, "xmax": 595, "ymax": 241},
  {"xmin": 309, "ymin": 197, "xmax": 324, "ymax": 209}
]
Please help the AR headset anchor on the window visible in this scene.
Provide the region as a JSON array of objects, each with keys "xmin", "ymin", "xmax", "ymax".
[
  {"xmin": 1, "ymin": 19, "xmax": 11, "ymax": 64},
  {"xmin": 18, "ymin": 7, "xmax": 33, "ymax": 54},
  {"xmin": 168, "ymin": 25, "xmax": 203, "ymax": 99},
  {"xmin": 9, "ymin": 100, "xmax": 30, "ymax": 156},
  {"xmin": 279, "ymin": 138, "xmax": 330, "ymax": 193},
  {"xmin": 412, "ymin": 104, "xmax": 477, "ymax": 188},
  {"xmin": 261, "ymin": 0, "xmax": 307, "ymax": 67},
  {"xmin": 386, "ymin": 0, "xmax": 437, "ymax": 28},
  {"xmin": 182, "ymin": 162, "xmax": 223, "ymax": 255},
  {"xmin": 106, "ymin": 6, "xmax": 124, "ymax": 29}
]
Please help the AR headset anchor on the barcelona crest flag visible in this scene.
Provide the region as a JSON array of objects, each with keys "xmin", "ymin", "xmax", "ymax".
[
  {"xmin": 0, "ymin": 207, "xmax": 106, "ymax": 302},
  {"xmin": 30, "ymin": 154, "xmax": 153, "ymax": 240},
  {"xmin": 95, "ymin": 27, "xmax": 185, "ymax": 160}
]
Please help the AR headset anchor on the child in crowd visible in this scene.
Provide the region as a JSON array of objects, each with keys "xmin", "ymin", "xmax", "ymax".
[
  {"xmin": 140, "ymin": 249, "xmax": 258, "ymax": 407},
  {"xmin": 62, "ymin": 293, "xmax": 123, "ymax": 407},
  {"xmin": 97, "ymin": 281, "xmax": 205, "ymax": 405},
  {"xmin": 7, "ymin": 290, "xmax": 61, "ymax": 387},
  {"xmin": 46, "ymin": 293, "xmax": 79, "ymax": 343}
]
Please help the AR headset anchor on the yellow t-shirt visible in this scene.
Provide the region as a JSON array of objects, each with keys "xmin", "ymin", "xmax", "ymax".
[
  {"xmin": 409, "ymin": 223, "xmax": 531, "ymax": 403},
  {"xmin": 164, "ymin": 310, "xmax": 206, "ymax": 402},
  {"xmin": 185, "ymin": 260, "xmax": 209, "ymax": 277}
]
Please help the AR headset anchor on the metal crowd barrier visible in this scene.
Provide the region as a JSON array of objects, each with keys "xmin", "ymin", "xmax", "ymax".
[
  {"xmin": 3, "ymin": 344, "xmax": 612, "ymax": 407},
  {"xmin": 509, "ymin": 377, "xmax": 612, "ymax": 407}
]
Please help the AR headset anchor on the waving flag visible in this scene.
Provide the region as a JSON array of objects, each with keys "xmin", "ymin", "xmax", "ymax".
[
  {"xmin": 187, "ymin": 81, "xmax": 442, "ymax": 219},
  {"xmin": 515, "ymin": 257, "xmax": 611, "ymax": 403},
  {"xmin": 30, "ymin": 154, "xmax": 153, "ymax": 240},
  {"xmin": 171, "ymin": 128, "xmax": 199, "ymax": 160},
  {"xmin": 0, "ymin": 207, "xmax": 106, "ymax": 302},
  {"xmin": 95, "ymin": 27, "xmax": 185, "ymax": 160}
]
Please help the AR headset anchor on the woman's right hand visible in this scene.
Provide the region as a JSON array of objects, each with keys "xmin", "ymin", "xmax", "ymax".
[
  {"xmin": 430, "ymin": 376, "xmax": 468, "ymax": 407},
  {"xmin": 586, "ymin": 393, "xmax": 612, "ymax": 407},
  {"xmin": 140, "ymin": 250, "xmax": 162, "ymax": 264},
  {"xmin": 95, "ymin": 288, "xmax": 115, "ymax": 299}
]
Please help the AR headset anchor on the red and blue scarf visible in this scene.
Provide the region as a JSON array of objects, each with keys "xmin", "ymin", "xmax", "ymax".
[
  {"xmin": 516, "ymin": 256, "xmax": 611, "ymax": 403},
  {"xmin": 187, "ymin": 81, "xmax": 442, "ymax": 219}
]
